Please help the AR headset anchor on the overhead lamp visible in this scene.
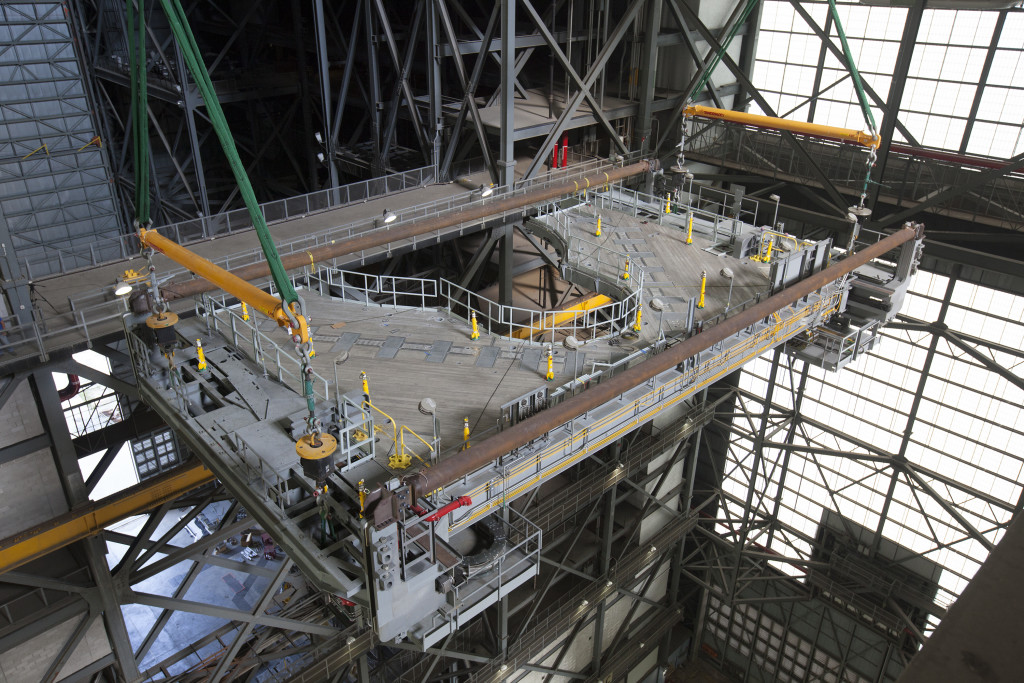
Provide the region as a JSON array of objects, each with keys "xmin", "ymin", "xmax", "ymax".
[
  {"xmin": 317, "ymin": 152, "xmax": 326, "ymax": 163},
  {"xmin": 114, "ymin": 282, "xmax": 133, "ymax": 297},
  {"xmin": 382, "ymin": 209, "xmax": 397, "ymax": 225},
  {"xmin": 315, "ymin": 131, "xmax": 323, "ymax": 144},
  {"xmin": 479, "ymin": 184, "xmax": 494, "ymax": 198}
]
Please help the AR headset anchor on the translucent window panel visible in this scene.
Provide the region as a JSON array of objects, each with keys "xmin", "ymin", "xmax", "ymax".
[
  {"xmin": 754, "ymin": 3, "xmax": 1024, "ymax": 155},
  {"xmin": 998, "ymin": 14, "xmax": 1024, "ymax": 49},
  {"xmin": 725, "ymin": 267, "xmax": 1024, "ymax": 625}
]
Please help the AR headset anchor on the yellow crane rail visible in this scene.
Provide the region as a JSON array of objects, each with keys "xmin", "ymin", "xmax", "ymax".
[
  {"xmin": 685, "ymin": 105, "xmax": 880, "ymax": 149},
  {"xmin": 138, "ymin": 226, "xmax": 310, "ymax": 343},
  {"xmin": 0, "ymin": 462, "xmax": 215, "ymax": 574},
  {"xmin": 511, "ymin": 294, "xmax": 612, "ymax": 340}
]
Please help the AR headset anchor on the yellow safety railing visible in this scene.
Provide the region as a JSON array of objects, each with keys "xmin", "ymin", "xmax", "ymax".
[{"xmin": 363, "ymin": 402, "xmax": 434, "ymax": 470}]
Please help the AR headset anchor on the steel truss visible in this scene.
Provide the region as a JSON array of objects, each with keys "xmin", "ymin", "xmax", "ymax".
[{"xmin": 686, "ymin": 262, "xmax": 1024, "ymax": 681}]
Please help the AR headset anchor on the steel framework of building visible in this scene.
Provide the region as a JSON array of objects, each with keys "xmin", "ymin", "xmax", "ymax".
[{"xmin": 0, "ymin": 2, "xmax": 1023, "ymax": 682}]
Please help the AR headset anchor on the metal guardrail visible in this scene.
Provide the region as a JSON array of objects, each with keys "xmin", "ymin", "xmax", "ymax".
[
  {"xmin": 0, "ymin": 154, "xmax": 639, "ymax": 366},
  {"xmin": 687, "ymin": 118, "xmax": 1024, "ymax": 232},
  {"xmin": 197, "ymin": 294, "xmax": 330, "ymax": 402},
  {"xmin": 21, "ymin": 165, "xmax": 443, "ymax": 279}
]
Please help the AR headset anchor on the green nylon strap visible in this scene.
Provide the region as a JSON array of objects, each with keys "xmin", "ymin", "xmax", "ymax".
[
  {"xmin": 827, "ymin": 0, "xmax": 877, "ymax": 134},
  {"xmin": 127, "ymin": 0, "xmax": 150, "ymax": 224},
  {"xmin": 157, "ymin": 0, "xmax": 299, "ymax": 307},
  {"xmin": 689, "ymin": 0, "xmax": 761, "ymax": 103}
]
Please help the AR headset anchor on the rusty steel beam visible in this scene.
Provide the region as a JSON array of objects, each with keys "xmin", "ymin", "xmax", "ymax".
[
  {"xmin": 403, "ymin": 225, "xmax": 921, "ymax": 500},
  {"xmin": 160, "ymin": 161, "xmax": 654, "ymax": 302}
]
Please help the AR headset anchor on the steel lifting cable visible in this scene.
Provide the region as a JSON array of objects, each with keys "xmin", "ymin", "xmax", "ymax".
[
  {"xmin": 827, "ymin": 0, "xmax": 879, "ymax": 209},
  {"xmin": 157, "ymin": 0, "xmax": 301, "ymax": 317}
]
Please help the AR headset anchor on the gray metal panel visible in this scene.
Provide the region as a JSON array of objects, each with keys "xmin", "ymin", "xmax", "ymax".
[
  {"xmin": 424, "ymin": 340, "xmax": 452, "ymax": 363},
  {"xmin": 476, "ymin": 346, "xmax": 499, "ymax": 368},
  {"xmin": 377, "ymin": 336, "xmax": 405, "ymax": 359},
  {"xmin": 520, "ymin": 348, "xmax": 542, "ymax": 373},
  {"xmin": 330, "ymin": 333, "xmax": 360, "ymax": 354},
  {"xmin": 0, "ymin": 3, "xmax": 122, "ymax": 278}
]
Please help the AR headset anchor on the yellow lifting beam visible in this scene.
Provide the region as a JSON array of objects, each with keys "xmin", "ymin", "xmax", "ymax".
[
  {"xmin": 511, "ymin": 294, "xmax": 612, "ymax": 340},
  {"xmin": 684, "ymin": 105, "xmax": 881, "ymax": 149},
  {"xmin": 0, "ymin": 462, "xmax": 215, "ymax": 574},
  {"xmin": 138, "ymin": 227, "xmax": 310, "ymax": 343}
]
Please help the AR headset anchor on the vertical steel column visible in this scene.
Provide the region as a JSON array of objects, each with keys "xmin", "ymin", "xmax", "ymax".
[
  {"xmin": 634, "ymin": 0, "xmax": 662, "ymax": 155},
  {"xmin": 313, "ymin": 0, "xmax": 339, "ymax": 187},
  {"xmin": 498, "ymin": 0, "xmax": 517, "ymax": 307},
  {"xmin": 426, "ymin": 0, "xmax": 444, "ymax": 178},
  {"xmin": 363, "ymin": 0, "xmax": 384, "ymax": 175},
  {"xmin": 591, "ymin": 482, "xmax": 617, "ymax": 675},
  {"xmin": 868, "ymin": 1, "xmax": 924, "ymax": 209},
  {"xmin": 176, "ymin": 49, "xmax": 211, "ymax": 218},
  {"xmin": 0, "ymin": 205, "xmax": 31, "ymax": 326}
]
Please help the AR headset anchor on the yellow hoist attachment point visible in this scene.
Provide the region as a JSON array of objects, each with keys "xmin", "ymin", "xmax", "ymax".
[{"xmin": 697, "ymin": 270, "xmax": 707, "ymax": 309}]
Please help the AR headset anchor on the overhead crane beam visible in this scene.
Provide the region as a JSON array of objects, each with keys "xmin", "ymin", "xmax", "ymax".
[{"xmin": 0, "ymin": 462, "xmax": 214, "ymax": 574}]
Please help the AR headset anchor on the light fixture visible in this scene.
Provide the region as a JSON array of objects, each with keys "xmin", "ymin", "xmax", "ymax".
[
  {"xmin": 382, "ymin": 209, "xmax": 397, "ymax": 224},
  {"xmin": 580, "ymin": 599, "xmax": 589, "ymax": 607},
  {"xmin": 317, "ymin": 152, "xmax": 325, "ymax": 163},
  {"xmin": 315, "ymin": 131, "xmax": 323, "ymax": 144},
  {"xmin": 649, "ymin": 545, "xmax": 657, "ymax": 553},
  {"xmin": 480, "ymin": 184, "xmax": 494, "ymax": 198},
  {"xmin": 114, "ymin": 282, "xmax": 133, "ymax": 297},
  {"xmin": 499, "ymin": 664, "xmax": 508, "ymax": 672},
  {"xmin": 606, "ymin": 580, "xmax": 613, "ymax": 588}
]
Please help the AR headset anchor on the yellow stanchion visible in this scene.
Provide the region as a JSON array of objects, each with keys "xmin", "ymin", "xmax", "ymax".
[
  {"xmin": 196, "ymin": 339, "xmax": 207, "ymax": 371},
  {"xmin": 470, "ymin": 311, "xmax": 480, "ymax": 340},
  {"xmin": 697, "ymin": 270, "xmax": 706, "ymax": 309}
]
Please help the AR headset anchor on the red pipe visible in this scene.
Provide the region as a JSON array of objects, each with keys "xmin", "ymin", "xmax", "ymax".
[
  {"xmin": 552, "ymin": 142, "xmax": 560, "ymax": 169},
  {"xmin": 424, "ymin": 496, "xmax": 472, "ymax": 522},
  {"xmin": 561, "ymin": 132, "xmax": 569, "ymax": 167},
  {"xmin": 58, "ymin": 374, "xmax": 81, "ymax": 402}
]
